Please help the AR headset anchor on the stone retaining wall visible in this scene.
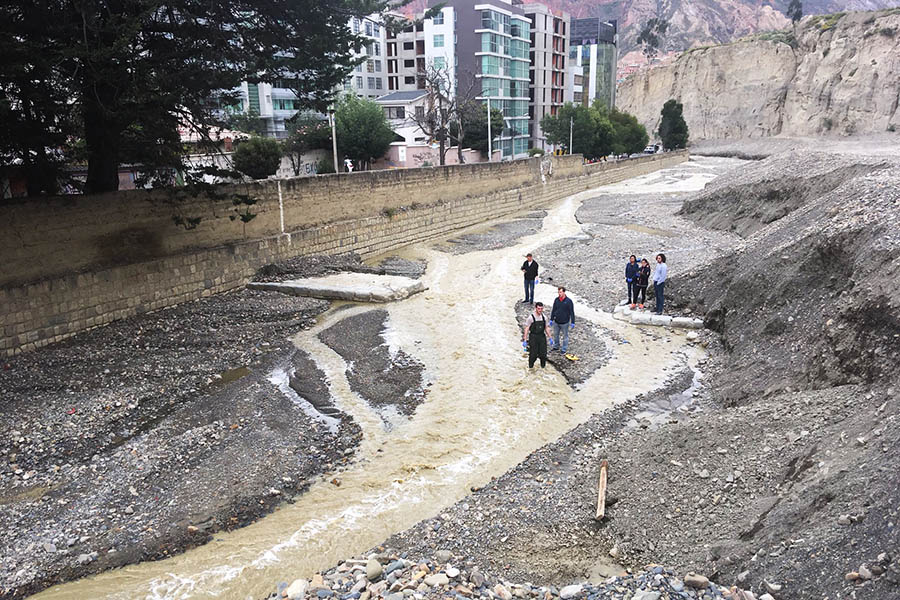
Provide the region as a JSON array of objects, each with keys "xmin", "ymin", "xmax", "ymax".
[{"xmin": 1, "ymin": 151, "xmax": 687, "ymax": 356}]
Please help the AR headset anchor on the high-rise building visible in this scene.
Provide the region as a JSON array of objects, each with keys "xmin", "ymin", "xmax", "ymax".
[
  {"xmin": 521, "ymin": 3, "xmax": 569, "ymax": 151},
  {"xmin": 386, "ymin": 16, "xmax": 426, "ymax": 92},
  {"xmin": 237, "ymin": 15, "xmax": 387, "ymax": 137},
  {"xmin": 569, "ymin": 18, "xmax": 617, "ymax": 110},
  {"xmin": 424, "ymin": 0, "xmax": 532, "ymax": 159}
]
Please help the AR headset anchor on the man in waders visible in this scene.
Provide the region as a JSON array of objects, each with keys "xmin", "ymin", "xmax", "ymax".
[{"xmin": 523, "ymin": 302, "xmax": 553, "ymax": 369}]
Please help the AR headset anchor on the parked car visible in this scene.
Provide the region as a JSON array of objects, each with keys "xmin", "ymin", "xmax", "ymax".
[{"xmin": 643, "ymin": 144, "xmax": 661, "ymax": 154}]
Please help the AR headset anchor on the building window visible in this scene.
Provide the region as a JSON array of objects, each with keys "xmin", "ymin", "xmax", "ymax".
[
  {"xmin": 433, "ymin": 11, "xmax": 444, "ymax": 25},
  {"xmin": 376, "ymin": 78, "xmax": 383, "ymax": 90},
  {"xmin": 367, "ymin": 76, "xmax": 376, "ymax": 88},
  {"xmin": 404, "ymin": 59, "xmax": 415, "ymax": 68},
  {"xmin": 374, "ymin": 23, "xmax": 380, "ymax": 37},
  {"xmin": 433, "ymin": 56, "xmax": 446, "ymax": 70},
  {"xmin": 356, "ymin": 76, "xmax": 363, "ymax": 88},
  {"xmin": 433, "ymin": 34, "xmax": 444, "ymax": 47},
  {"xmin": 415, "ymin": 106, "xmax": 425, "ymax": 119},
  {"xmin": 352, "ymin": 18, "xmax": 360, "ymax": 33},
  {"xmin": 405, "ymin": 76, "xmax": 416, "ymax": 84},
  {"xmin": 344, "ymin": 78, "xmax": 352, "ymax": 90},
  {"xmin": 403, "ymin": 41, "xmax": 414, "ymax": 51},
  {"xmin": 374, "ymin": 44, "xmax": 381, "ymax": 56},
  {"xmin": 367, "ymin": 60, "xmax": 375, "ymax": 73},
  {"xmin": 385, "ymin": 106, "xmax": 406, "ymax": 119},
  {"xmin": 365, "ymin": 21, "xmax": 372, "ymax": 36},
  {"xmin": 375, "ymin": 60, "xmax": 382, "ymax": 72}
]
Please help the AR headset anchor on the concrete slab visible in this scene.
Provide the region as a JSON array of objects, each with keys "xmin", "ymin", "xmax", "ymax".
[
  {"xmin": 631, "ymin": 313, "xmax": 652, "ymax": 325},
  {"xmin": 247, "ymin": 273, "xmax": 427, "ymax": 303},
  {"xmin": 673, "ymin": 316, "xmax": 704, "ymax": 329}
]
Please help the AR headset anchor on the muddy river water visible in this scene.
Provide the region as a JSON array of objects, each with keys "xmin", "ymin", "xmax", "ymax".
[{"xmin": 33, "ymin": 173, "xmax": 710, "ymax": 600}]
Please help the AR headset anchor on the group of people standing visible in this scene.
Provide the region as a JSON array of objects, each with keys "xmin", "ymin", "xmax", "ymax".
[
  {"xmin": 520, "ymin": 254, "xmax": 575, "ymax": 369},
  {"xmin": 625, "ymin": 253, "xmax": 667, "ymax": 315},
  {"xmin": 519, "ymin": 251, "xmax": 670, "ymax": 370}
]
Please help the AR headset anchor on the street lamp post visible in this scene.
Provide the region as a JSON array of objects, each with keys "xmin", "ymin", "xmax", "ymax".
[
  {"xmin": 569, "ymin": 117, "xmax": 573, "ymax": 155},
  {"xmin": 486, "ymin": 97, "xmax": 492, "ymax": 162},
  {"xmin": 329, "ymin": 107, "xmax": 339, "ymax": 172}
]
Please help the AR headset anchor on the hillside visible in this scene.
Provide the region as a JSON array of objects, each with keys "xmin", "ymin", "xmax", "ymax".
[{"xmin": 616, "ymin": 9, "xmax": 900, "ymax": 139}]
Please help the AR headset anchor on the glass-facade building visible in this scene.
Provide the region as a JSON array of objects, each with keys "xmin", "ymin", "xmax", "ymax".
[
  {"xmin": 569, "ymin": 18, "xmax": 617, "ymax": 110},
  {"xmin": 476, "ymin": 7, "xmax": 532, "ymax": 157}
]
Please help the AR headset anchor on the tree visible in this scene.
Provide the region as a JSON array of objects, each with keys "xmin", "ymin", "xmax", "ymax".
[
  {"xmin": 409, "ymin": 64, "xmax": 456, "ymax": 166},
  {"xmin": 232, "ymin": 137, "xmax": 282, "ymax": 180},
  {"xmin": 334, "ymin": 94, "xmax": 396, "ymax": 169},
  {"xmin": 539, "ymin": 102, "xmax": 616, "ymax": 160},
  {"xmin": 636, "ymin": 18, "xmax": 670, "ymax": 63},
  {"xmin": 786, "ymin": 0, "xmax": 803, "ymax": 26},
  {"xmin": 0, "ymin": 0, "xmax": 394, "ymax": 194},
  {"xmin": 608, "ymin": 108, "xmax": 649, "ymax": 155},
  {"xmin": 658, "ymin": 99, "xmax": 689, "ymax": 150},
  {"xmin": 451, "ymin": 103, "xmax": 504, "ymax": 158},
  {"xmin": 284, "ymin": 113, "xmax": 332, "ymax": 176}
]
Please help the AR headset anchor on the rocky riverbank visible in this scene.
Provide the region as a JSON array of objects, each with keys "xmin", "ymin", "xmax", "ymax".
[
  {"xmin": 265, "ymin": 150, "xmax": 898, "ymax": 600},
  {"xmin": 0, "ymin": 255, "xmax": 373, "ymax": 598}
]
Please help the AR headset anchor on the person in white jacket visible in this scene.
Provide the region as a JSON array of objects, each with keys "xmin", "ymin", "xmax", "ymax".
[{"xmin": 652, "ymin": 253, "xmax": 668, "ymax": 315}]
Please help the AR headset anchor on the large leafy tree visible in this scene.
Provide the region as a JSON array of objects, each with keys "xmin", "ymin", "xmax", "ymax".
[
  {"xmin": 608, "ymin": 108, "xmax": 649, "ymax": 155},
  {"xmin": 658, "ymin": 99, "xmax": 689, "ymax": 150},
  {"xmin": 452, "ymin": 103, "xmax": 504, "ymax": 157},
  {"xmin": 539, "ymin": 102, "xmax": 618, "ymax": 159},
  {"xmin": 232, "ymin": 137, "xmax": 282, "ymax": 180},
  {"xmin": 283, "ymin": 113, "xmax": 333, "ymax": 176},
  {"xmin": 0, "ymin": 0, "xmax": 391, "ymax": 194},
  {"xmin": 334, "ymin": 94, "xmax": 396, "ymax": 169}
]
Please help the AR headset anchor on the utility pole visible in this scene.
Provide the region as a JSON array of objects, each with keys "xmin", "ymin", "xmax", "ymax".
[
  {"xmin": 486, "ymin": 97, "xmax": 492, "ymax": 162},
  {"xmin": 329, "ymin": 107, "xmax": 339, "ymax": 172},
  {"xmin": 569, "ymin": 117, "xmax": 573, "ymax": 154}
]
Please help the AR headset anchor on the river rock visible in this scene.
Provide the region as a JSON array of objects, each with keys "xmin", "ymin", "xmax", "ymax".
[
  {"xmin": 42, "ymin": 542, "xmax": 57, "ymax": 553},
  {"xmin": 559, "ymin": 584, "xmax": 583, "ymax": 599},
  {"xmin": 470, "ymin": 571, "xmax": 485, "ymax": 588},
  {"xmin": 77, "ymin": 553, "xmax": 93, "ymax": 565},
  {"xmin": 446, "ymin": 567, "xmax": 460, "ymax": 578},
  {"xmin": 366, "ymin": 558, "xmax": 383, "ymax": 581},
  {"xmin": 425, "ymin": 573, "xmax": 449, "ymax": 587},
  {"xmin": 494, "ymin": 584, "xmax": 513, "ymax": 600},
  {"xmin": 285, "ymin": 579, "xmax": 309, "ymax": 600},
  {"xmin": 858, "ymin": 565, "xmax": 873, "ymax": 580},
  {"xmin": 684, "ymin": 573, "xmax": 709, "ymax": 589},
  {"xmin": 634, "ymin": 591, "xmax": 660, "ymax": 600},
  {"xmin": 435, "ymin": 550, "xmax": 452, "ymax": 563}
]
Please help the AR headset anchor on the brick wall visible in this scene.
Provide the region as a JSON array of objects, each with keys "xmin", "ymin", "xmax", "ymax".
[{"xmin": 0, "ymin": 151, "xmax": 687, "ymax": 356}]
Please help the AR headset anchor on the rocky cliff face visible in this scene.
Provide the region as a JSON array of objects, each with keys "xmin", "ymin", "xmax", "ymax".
[{"xmin": 616, "ymin": 9, "xmax": 900, "ymax": 139}]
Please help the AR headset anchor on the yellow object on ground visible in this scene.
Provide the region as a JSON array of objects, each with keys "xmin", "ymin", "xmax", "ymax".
[{"xmin": 565, "ymin": 353, "xmax": 580, "ymax": 361}]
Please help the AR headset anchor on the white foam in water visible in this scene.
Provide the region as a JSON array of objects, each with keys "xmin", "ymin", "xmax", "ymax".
[{"xmin": 267, "ymin": 367, "xmax": 340, "ymax": 433}]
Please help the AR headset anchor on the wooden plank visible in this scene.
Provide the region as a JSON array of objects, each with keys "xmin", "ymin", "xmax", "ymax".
[{"xmin": 595, "ymin": 459, "xmax": 609, "ymax": 520}]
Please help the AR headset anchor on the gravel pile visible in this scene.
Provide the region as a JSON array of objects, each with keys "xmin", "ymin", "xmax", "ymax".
[
  {"xmin": 319, "ymin": 309, "xmax": 428, "ymax": 422},
  {"xmin": 266, "ymin": 549, "xmax": 747, "ymax": 600},
  {"xmin": 679, "ymin": 151, "xmax": 890, "ymax": 237},
  {"xmin": 436, "ymin": 211, "xmax": 547, "ymax": 254},
  {"xmin": 674, "ymin": 152, "xmax": 900, "ymax": 400}
]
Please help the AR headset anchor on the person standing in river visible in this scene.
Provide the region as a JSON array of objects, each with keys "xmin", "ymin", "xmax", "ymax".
[
  {"xmin": 521, "ymin": 253, "xmax": 539, "ymax": 304},
  {"xmin": 635, "ymin": 258, "xmax": 651, "ymax": 309},
  {"xmin": 653, "ymin": 253, "xmax": 668, "ymax": 315},
  {"xmin": 523, "ymin": 302, "xmax": 552, "ymax": 368},
  {"xmin": 549, "ymin": 286, "xmax": 575, "ymax": 354},
  {"xmin": 625, "ymin": 255, "xmax": 639, "ymax": 308}
]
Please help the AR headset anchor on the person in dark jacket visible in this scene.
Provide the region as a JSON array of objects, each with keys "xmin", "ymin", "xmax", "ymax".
[
  {"xmin": 625, "ymin": 255, "xmax": 639, "ymax": 308},
  {"xmin": 521, "ymin": 253, "xmax": 539, "ymax": 303},
  {"xmin": 635, "ymin": 258, "xmax": 651, "ymax": 309},
  {"xmin": 549, "ymin": 286, "xmax": 575, "ymax": 354}
]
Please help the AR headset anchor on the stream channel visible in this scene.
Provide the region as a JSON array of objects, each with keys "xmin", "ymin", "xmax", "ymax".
[{"xmin": 33, "ymin": 183, "xmax": 704, "ymax": 600}]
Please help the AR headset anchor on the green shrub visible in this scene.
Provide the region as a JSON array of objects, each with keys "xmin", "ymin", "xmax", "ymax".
[
  {"xmin": 232, "ymin": 136, "xmax": 281, "ymax": 180},
  {"xmin": 527, "ymin": 148, "xmax": 545, "ymax": 157}
]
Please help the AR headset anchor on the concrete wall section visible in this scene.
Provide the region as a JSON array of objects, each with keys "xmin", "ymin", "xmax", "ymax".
[{"xmin": 1, "ymin": 151, "xmax": 687, "ymax": 356}]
